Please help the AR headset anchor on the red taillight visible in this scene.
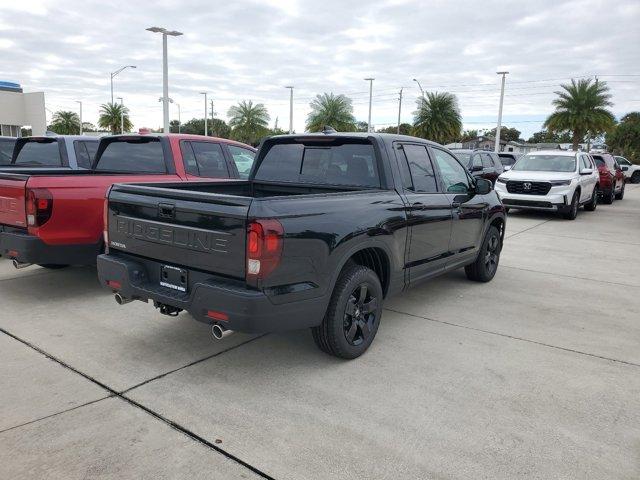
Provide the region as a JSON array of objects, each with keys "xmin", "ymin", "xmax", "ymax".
[
  {"xmin": 207, "ymin": 310, "xmax": 229, "ymax": 322},
  {"xmin": 246, "ymin": 219, "xmax": 283, "ymax": 286},
  {"xmin": 25, "ymin": 188, "xmax": 53, "ymax": 227}
]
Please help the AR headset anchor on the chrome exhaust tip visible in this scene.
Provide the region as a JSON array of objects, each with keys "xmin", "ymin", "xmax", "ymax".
[
  {"xmin": 211, "ymin": 323, "xmax": 234, "ymax": 340},
  {"xmin": 12, "ymin": 260, "xmax": 32, "ymax": 269},
  {"xmin": 114, "ymin": 293, "xmax": 132, "ymax": 305}
]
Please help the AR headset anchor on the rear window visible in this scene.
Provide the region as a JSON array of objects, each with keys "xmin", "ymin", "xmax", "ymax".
[
  {"xmin": 255, "ymin": 141, "xmax": 380, "ymax": 188},
  {"xmin": 96, "ymin": 140, "xmax": 166, "ymax": 173},
  {"xmin": 0, "ymin": 139, "xmax": 15, "ymax": 165},
  {"xmin": 593, "ymin": 157, "xmax": 605, "ymax": 167},
  {"xmin": 14, "ymin": 140, "xmax": 62, "ymax": 166}
]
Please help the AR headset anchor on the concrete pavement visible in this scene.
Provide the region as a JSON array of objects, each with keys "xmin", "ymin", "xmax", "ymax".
[{"xmin": 1, "ymin": 184, "xmax": 639, "ymax": 479}]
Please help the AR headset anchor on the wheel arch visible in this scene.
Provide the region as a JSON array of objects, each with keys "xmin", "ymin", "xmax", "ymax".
[{"xmin": 332, "ymin": 242, "xmax": 393, "ymax": 298}]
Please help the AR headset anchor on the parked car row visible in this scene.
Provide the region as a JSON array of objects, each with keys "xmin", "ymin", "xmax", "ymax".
[
  {"xmin": 1, "ymin": 132, "xmax": 506, "ymax": 359},
  {"xmin": 494, "ymin": 149, "xmax": 628, "ymax": 219}
]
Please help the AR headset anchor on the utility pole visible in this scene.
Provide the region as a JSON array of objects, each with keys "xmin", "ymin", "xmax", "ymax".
[
  {"xmin": 285, "ymin": 86, "xmax": 294, "ymax": 134},
  {"xmin": 397, "ymin": 88, "xmax": 403, "ymax": 134},
  {"xmin": 200, "ymin": 92, "xmax": 208, "ymax": 136},
  {"xmin": 495, "ymin": 71, "xmax": 509, "ymax": 153},
  {"xmin": 364, "ymin": 78, "xmax": 374, "ymax": 132},
  {"xmin": 146, "ymin": 27, "xmax": 183, "ymax": 133},
  {"xmin": 117, "ymin": 97, "xmax": 124, "ymax": 134},
  {"xmin": 176, "ymin": 102, "xmax": 181, "ymax": 133},
  {"xmin": 76, "ymin": 100, "xmax": 83, "ymax": 135},
  {"xmin": 210, "ymin": 99, "xmax": 215, "ymax": 122}
]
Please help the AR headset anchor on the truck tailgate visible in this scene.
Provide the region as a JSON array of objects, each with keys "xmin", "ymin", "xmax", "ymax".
[
  {"xmin": 107, "ymin": 184, "xmax": 252, "ymax": 279},
  {"xmin": 0, "ymin": 174, "xmax": 28, "ymax": 228}
]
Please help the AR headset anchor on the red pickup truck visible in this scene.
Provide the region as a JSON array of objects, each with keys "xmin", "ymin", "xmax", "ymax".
[{"xmin": 0, "ymin": 134, "xmax": 256, "ymax": 268}]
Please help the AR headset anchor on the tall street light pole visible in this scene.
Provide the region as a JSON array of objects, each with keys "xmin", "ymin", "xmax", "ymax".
[
  {"xmin": 117, "ymin": 97, "xmax": 124, "ymax": 134},
  {"xmin": 200, "ymin": 92, "xmax": 208, "ymax": 136},
  {"xmin": 412, "ymin": 78, "xmax": 425, "ymax": 99},
  {"xmin": 146, "ymin": 27, "xmax": 183, "ymax": 133},
  {"xmin": 75, "ymin": 100, "xmax": 82, "ymax": 135},
  {"xmin": 175, "ymin": 102, "xmax": 181, "ymax": 133},
  {"xmin": 285, "ymin": 86, "xmax": 294, "ymax": 134},
  {"xmin": 110, "ymin": 65, "xmax": 136, "ymax": 104},
  {"xmin": 495, "ymin": 71, "xmax": 509, "ymax": 153},
  {"xmin": 364, "ymin": 78, "xmax": 374, "ymax": 132},
  {"xmin": 397, "ymin": 88, "xmax": 403, "ymax": 134}
]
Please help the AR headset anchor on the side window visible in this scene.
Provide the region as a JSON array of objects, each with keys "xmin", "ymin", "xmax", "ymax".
[
  {"xmin": 84, "ymin": 142, "xmax": 98, "ymax": 164},
  {"xmin": 228, "ymin": 145, "xmax": 256, "ymax": 179},
  {"xmin": 431, "ymin": 148, "xmax": 470, "ymax": 194},
  {"xmin": 96, "ymin": 140, "xmax": 166, "ymax": 173},
  {"xmin": 401, "ymin": 144, "xmax": 438, "ymax": 193},
  {"xmin": 580, "ymin": 155, "xmax": 590, "ymax": 170},
  {"xmin": 180, "ymin": 141, "xmax": 199, "ymax": 175},
  {"xmin": 191, "ymin": 142, "xmax": 229, "ymax": 178},
  {"xmin": 74, "ymin": 141, "xmax": 91, "ymax": 169},
  {"xmin": 481, "ymin": 153, "xmax": 493, "ymax": 169},
  {"xmin": 472, "ymin": 153, "xmax": 483, "ymax": 169}
]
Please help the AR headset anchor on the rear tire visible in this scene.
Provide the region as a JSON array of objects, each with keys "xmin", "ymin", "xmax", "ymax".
[
  {"xmin": 562, "ymin": 191, "xmax": 579, "ymax": 220},
  {"xmin": 632, "ymin": 171, "xmax": 640, "ymax": 184},
  {"xmin": 584, "ymin": 187, "xmax": 598, "ymax": 211},
  {"xmin": 312, "ymin": 264, "xmax": 383, "ymax": 359},
  {"xmin": 465, "ymin": 225, "xmax": 501, "ymax": 282},
  {"xmin": 602, "ymin": 184, "xmax": 615, "ymax": 204},
  {"xmin": 615, "ymin": 181, "xmax": 625, "ymax": 200},
  {"xmin": 38, "ymin": 264, "xmax": 69, "ymax": 269}
]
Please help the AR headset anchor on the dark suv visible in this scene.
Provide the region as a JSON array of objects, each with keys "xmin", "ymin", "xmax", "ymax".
[{"xmin": 452, "ymin": 149, "xmax": 504, "ymax": 185}]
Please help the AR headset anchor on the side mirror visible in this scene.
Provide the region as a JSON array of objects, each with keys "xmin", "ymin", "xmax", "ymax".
[
  {"xmin": 475, "ymin": 178, "xmax": 492, "ymax": 195},
  {"xmin": 580, "ymin": 168, "xmax": 593, "ymax": 175},
  {"xmin": 621, "ymin": 165, "xmax": 629, "ymax": 172},
  {"xmin": 471, "ymin": 165, "xmax": 483, "ymax": 172}
]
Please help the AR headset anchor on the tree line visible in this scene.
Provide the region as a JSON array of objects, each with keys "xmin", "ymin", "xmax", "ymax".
[{"xmin": 46, "ymin": 78, "xmax": 639, "ymax": 163}]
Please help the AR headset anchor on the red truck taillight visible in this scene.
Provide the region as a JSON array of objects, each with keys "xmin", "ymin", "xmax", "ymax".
[
  {"xmin": 246, "ymin": 219, "xmax": 283, "ymax": 285},
  {"xmin": 25, "ymin": 188, "xmax": 53, "ymax": 227}
]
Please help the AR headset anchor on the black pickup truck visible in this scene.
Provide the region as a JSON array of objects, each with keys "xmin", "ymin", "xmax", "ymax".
[{"xmin": 98, "ymin": 132, "xmax": 506, "ymax": 358}]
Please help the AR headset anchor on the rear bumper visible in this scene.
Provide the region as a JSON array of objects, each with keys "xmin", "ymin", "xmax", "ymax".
[
  {"xmin": 96, "ymin": 252, "xmax": 329, "ymax": 334},
  {"xmin": 0, "ymin": 226, "xmax": 101, "ymax": 265}
]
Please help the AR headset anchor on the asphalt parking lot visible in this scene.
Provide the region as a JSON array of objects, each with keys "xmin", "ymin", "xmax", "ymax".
[{"xmin": 1, "ymin": 185, "xmax": 639, "ymax": 480}]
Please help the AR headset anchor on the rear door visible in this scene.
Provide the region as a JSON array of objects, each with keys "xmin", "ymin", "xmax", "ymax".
[
  {"xmin": 180, "ymin": 140, "xmax": 233, "ymax": 180},
  {"xmin": 107, "ymin": 185, "xmax": 251, "ymax": 279},
  {"xmin": 394, "ymin": 142, "xmax": 452, "ymax": 282},
  {"xmin": 0, "ymin": 174, "xmax": 28, "ymax": 228}
]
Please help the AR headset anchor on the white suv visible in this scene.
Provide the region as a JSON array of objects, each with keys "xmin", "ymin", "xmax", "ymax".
[
  {"xmin": 494, "ymin": 150, "xmax": 600, "ymax": 220},
  {"xmin": 614, "ymin": 156, "xmax": 640, "ymax": 184}
]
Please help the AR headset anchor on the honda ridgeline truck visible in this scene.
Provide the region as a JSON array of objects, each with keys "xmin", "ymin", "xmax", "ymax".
[
  {"xmin": 0, "ymin": 134, "xmax": 256, "ymax": 268},
  {"xmin": 98, "ymin": 132, "xmax": 506, "ymax": 358}
]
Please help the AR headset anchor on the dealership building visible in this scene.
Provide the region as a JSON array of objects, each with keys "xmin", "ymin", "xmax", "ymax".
[{"xmin": 0, "ymin": 81, "xmax": 46, "ymax": 136}]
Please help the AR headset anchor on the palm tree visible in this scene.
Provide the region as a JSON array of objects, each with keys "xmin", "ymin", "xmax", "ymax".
[
  {"xmin": 227, "ymin": 100, "xmax": 270, "ymax": 145},
  {"xmin": 412, "ymin": 92, "xmax": 462, "ymax": 144},
  {"xmin": 306, "ymin": 93, "xmax": 357, "ymax": 132},
  {"xmin": 544, "ymin": 78, "xmax": 616, "ymax": 150},
  {"xmin": 49, "ymin": 111, "xmax": 80, "ymax": 135},
  {"xmin": 98, "ymin": 102, "xmax": 132, "ymax": 134}
]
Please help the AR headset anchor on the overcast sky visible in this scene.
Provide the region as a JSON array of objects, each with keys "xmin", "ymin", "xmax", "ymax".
[{"xmin": 1, "ymin": 0, "xmax": 639, "ymax": 139}]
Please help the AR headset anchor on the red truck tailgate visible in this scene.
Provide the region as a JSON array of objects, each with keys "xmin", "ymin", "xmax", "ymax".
[{"xmin": 0, "ymin": 174, "xmax": 27, "ymax": 228}]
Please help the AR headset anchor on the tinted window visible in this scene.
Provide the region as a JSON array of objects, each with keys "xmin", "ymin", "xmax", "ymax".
[
  {"xmin": 96, "ymin": 140, "xmax": 166, "ymax": 173},
  {"xmin": 512, "ymin": 154, "xmax": 576, "ymax": 172},
  {"xmin": 0, "ymin": 139, "xmax": 15, "ymax": 165},
  {"xmin": 498, "ymin": 154, "xmax": 517, "ymax": 166},
  {"xmin": 191, "ymin": 142, "xmax": 229, "ymax": 178},
  {"xmin": 228, "ymin": 145, "xmax": 256, "ymax": 179},
  {"xmin": 401, "ymin": 144, "xmax": 438, "ymax": 193},
  {"xmin": 453, "ymin": 152, "xmax": 471, "ymax": 167},
  {"xmin": 431, "ymin": 148, "xmax": 470, "ymax": 193},
  {"xmin": 481, "ymin": 153, "xmax": 493, "ymax": 168},
  {"xmin": 594, "ymin": 157, "xmax": 605, "ymax": 167},
  {"xmin": 255, "ymin": 142, "xmax": 380, "ymax": 188},
  {"xmin": 14, "ymin": 140, "xmax": 62, "ymax": 166},
  {"xmin": 74, "ymin": 141, "xmax": 98, "ymax": 169}
]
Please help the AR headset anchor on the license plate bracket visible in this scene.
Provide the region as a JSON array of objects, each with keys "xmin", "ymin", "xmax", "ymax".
[{"xmin": 160, "ymin": 265, "xmax": 188, "ymax": 293}]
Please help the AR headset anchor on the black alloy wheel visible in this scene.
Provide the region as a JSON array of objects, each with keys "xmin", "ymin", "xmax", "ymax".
[{"xmin": 343, "ymin": 283, "xmax": 378, "ymax": 346}]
